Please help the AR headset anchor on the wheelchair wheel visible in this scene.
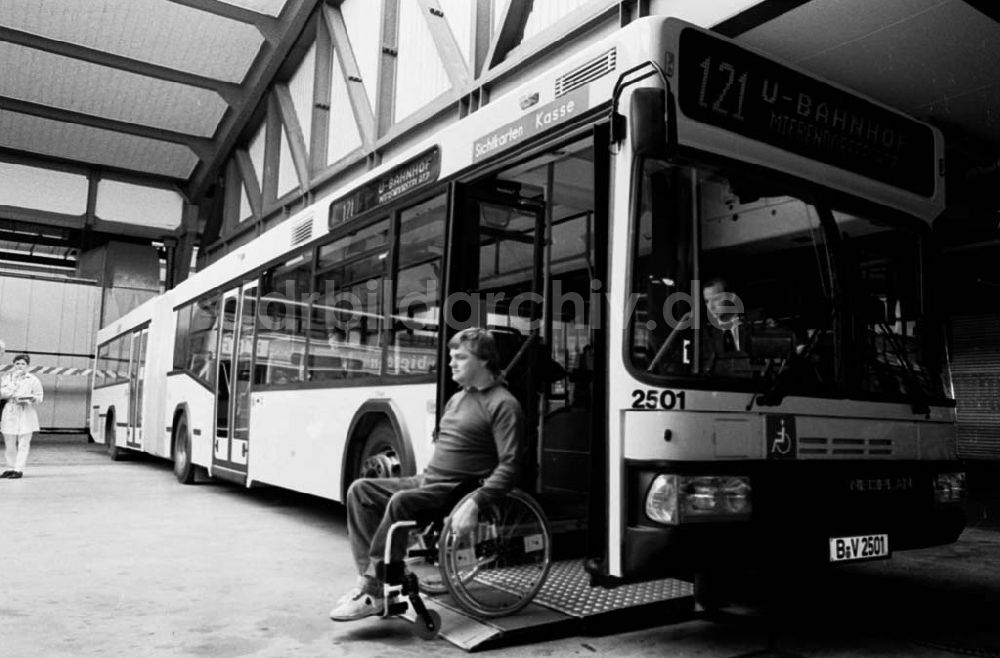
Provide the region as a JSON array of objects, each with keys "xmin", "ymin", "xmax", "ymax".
[
  {"xmin": 404, "ymin": 522, "xmax": 447, "ymax": 595},
  {"xmin": 439, "ymin": 489, "xmax": 551, "ymax": 618}
]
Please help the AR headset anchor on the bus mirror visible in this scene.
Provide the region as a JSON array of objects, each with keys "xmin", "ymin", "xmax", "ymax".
[{"xmin": 630, "ymin": 88, "xmax": 667, "ymax": 157}]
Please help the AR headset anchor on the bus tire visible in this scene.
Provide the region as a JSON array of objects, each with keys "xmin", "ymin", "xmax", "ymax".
[
  {"xmin": 355, "ymin": 420, "xmax": 402, "ymax": 482},
  {"xmin": 173, "ymin": 415, "xmax": 197, "ymax": 485},
  {"xmin": 106, "ymin": 413, "xmax": 125, "ymax": 462}
]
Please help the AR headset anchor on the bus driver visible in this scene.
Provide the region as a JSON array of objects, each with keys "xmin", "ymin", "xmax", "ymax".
[{"xmin": 329, "ymin": 327, "xmax": 526, "ymax": 621}]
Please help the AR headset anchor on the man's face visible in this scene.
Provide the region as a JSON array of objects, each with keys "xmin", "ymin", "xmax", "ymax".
[
  {"xmin": 702, "ymin": 282, "xmax": 740, "ymax": 323},
  {"xmin": 449, "ymin": 344, "xmax": 487, "ymax": 387},
  {"xmin": 13, "ymin": 359, "xmax": 28, "ymax": 371}
]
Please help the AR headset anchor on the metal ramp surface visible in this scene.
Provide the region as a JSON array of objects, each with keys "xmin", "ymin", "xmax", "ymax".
[{"xmin": 418, "ymin": 559, "xmax": 695, "ymax": 651}]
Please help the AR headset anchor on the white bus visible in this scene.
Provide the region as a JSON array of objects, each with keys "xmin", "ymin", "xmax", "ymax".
[{"xmin": 92, "ymin": 16, "xmax": 964, "ymax": 606}]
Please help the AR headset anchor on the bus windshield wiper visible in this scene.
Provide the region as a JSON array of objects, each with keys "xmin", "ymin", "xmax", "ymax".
[{"xmin": 872, "ymin": 322, "xmax": 930, "ymax": 417}]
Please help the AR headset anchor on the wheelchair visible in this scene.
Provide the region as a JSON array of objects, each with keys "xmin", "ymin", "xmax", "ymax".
[{"xmin": 379, "ymin": 487, "xmax": 552, "ymax": 638}]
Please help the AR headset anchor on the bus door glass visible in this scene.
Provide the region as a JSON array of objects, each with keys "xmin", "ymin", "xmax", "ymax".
[
  {"xmin": 126, "ymin": 328, "xmax": 147, "ymax": 449},
  {"xmin": 214, "ymin": 289, "xmax": 238, "ymax": 469},
  {"xmin": 231, "ymin": 282, "xmax": 258, "ymax": 465},
  {"xmin": 213, "ymin": 282, "xmax": 257, "ymax": 472}
]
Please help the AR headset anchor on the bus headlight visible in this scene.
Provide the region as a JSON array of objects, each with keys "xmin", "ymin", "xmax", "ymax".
[
  {"xmin": 645, "ymin": 474, "xmax": 752, "ymax": 525},
  {"xmin": 934, "ymin": 472, "xmax": 966, "ymax": 504},
  {"xmin": 645, "ymin": 474, "xmax": 679, "ymax": 524}
]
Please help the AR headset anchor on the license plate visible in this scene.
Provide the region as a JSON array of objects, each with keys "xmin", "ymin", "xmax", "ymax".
[{"xmin": 829, "ymin": 534, "xmax": 889, "ymax": 563}]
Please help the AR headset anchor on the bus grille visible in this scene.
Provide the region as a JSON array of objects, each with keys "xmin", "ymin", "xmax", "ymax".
[
  {"xmin": 798, "ymin": 437, "xmax": 894, "ymax": 457},
  {"xmin": 555, "ymin": 48, "xmax": 616, "ymax": 97},
  {"xmin": 291, "ymin": 216, "xmax": 313, "ymax": 246}
]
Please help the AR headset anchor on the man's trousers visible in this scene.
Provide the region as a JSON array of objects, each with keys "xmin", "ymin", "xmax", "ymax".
[{"xmin": 346, "ymin": 475, "xmax": 461, "ymax": 578}]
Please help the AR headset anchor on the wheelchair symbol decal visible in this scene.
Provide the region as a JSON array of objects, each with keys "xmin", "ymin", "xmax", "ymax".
[{"xmin": 765, "ymin": 415, "xmax": 796, "ymax": 459}]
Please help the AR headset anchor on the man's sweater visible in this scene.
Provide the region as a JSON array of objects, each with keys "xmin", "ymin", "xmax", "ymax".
[{"xmin": 424, "ymin": 381, "xmax": 525, "ymax": 505}]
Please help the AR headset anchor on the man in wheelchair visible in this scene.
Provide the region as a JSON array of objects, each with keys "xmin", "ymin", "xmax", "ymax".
[{"xmin": 329, "ymin": 326, "xmax": 526, "ymax": 622}]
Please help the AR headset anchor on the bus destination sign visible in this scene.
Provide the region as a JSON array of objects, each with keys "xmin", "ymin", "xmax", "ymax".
[
  {"xmin": 677, "ymin": 28, "xmax": 935, "ymax": 197},
  {"xmin": 472, "ymin": 87, "xmax": 589, "ymax": 163},
  {"xmin": 329, "ymin": 146, "xmax": 441, "ymax": 226}
]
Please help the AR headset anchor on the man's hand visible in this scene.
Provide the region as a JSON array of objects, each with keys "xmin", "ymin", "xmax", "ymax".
[{"xmin": 449, "ymin": 497, "xmax": 479, "ymax": 536}]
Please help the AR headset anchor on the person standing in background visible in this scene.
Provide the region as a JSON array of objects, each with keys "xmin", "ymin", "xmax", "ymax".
[{"xmin": 1, "ymin": 354, "xmax": 44, "ymax": 479}]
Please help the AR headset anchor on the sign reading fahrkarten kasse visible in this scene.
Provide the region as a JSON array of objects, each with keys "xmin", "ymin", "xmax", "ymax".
[{"xmin": 472, "ymin": 88, "xmax": 589, "ymax": 163}]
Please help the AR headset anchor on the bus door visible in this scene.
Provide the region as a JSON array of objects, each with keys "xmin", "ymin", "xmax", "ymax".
[
  {"xmin": 444, "ymin": 181, "xmax": 549, "ymax": 488},
  {"xmin": 213, "ymin": 281, "xmax": 258, "ymax": 475},
  {"xmin": 126, "ymin": 327, "xmax": 148, "ymax": 449}
]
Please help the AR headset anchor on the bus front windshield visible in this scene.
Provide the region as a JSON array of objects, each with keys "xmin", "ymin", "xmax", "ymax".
[{"xmin": 627, "ymin": 159, "xmax": 950, "ymax": 403}]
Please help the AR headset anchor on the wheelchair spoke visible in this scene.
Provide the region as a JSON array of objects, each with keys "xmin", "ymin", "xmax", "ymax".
[{"xmin": 439, "ymin": 489, "xmax": 552, "ymax": 618}]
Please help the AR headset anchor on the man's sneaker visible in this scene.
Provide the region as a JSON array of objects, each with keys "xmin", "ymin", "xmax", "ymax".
[
  {"xmin": 333, "ymin": 575, "xmax": 377, "ymax": 606},
  {"xmin": 329, "ymin": 587, "xmax": 383, "ymax": 621}
]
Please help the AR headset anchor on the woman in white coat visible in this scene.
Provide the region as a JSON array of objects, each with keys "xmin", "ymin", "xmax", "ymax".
[{"xmin": 1, "ymin": 354, "xmax": 44, "ymax": 479}]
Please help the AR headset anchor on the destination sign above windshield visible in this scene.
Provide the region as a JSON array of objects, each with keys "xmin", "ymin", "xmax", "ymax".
[{"xmin": 677, "ymin": 28, "xmax": 936, "ymax": 197}]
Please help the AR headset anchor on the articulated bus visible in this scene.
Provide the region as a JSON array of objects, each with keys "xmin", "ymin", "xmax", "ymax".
[{"xmin": 91, "ymin": 17, "xmax": 964, "ymax": 605}]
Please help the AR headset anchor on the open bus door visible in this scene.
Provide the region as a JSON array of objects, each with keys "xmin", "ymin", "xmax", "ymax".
[
  {"xmin": 213, "ymin": 281, "xmax": 257, "ymax": 480},
  {"xmin": 441, "ymin": 180, "xmax": 548, "ymax": 491},
  {"xmin": 442, "ymin": 133, "xmax": 610, "ymax": 526}
]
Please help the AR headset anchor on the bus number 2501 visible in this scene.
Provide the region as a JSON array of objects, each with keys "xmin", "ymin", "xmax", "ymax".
[{"xmin": 631, "ymin": 389, "xmax": 686, "ymax": 410}]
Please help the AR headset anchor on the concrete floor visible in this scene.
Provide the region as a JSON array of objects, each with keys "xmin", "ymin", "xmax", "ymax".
[{"xmin": 4, "ymin": 435, "xmax": 1000, "ymax": 657}]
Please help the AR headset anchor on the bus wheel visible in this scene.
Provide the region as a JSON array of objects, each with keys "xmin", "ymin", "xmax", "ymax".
[
  {"xmin": 357, "ymin": 421, "xmax": 402, "ymax": 481},
  {"xmin": 106, "ymin": 415, "xmax": 124, "ymax": 462},
  {"xmin": 173, "ymin": 416, "xmax": 197, "ymax": 485}
]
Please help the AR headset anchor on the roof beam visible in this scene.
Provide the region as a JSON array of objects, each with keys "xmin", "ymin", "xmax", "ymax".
[
  {"xmin": 274, "ymin": 83, "xmax": 312, "ymax": 189},
  {"xmin": 472, "ymin": 0, "xmax": 493, "ymax": 78},
  {"xmin": 261, "ymin": 96, "xmax": 283, "ymax": 204},
  {"xmin": 0, "ymin": 96, "xmax": 214, "ymax": 162},
  {"xmin": 483, "ymin": 0, "xmax": 533, "ymax": 72},
  {"xmin": 0, "ymin": 250, "xmax": 77, "ymax": 269},
  {"xmin": 234, "ymin": 149, "xmax": 263, "ymax": 218},
  {"xmin": 0, "ymin": 146, "xmax": 188, "ymax": 193},
  {"xmin": 712, "ymin": 0, "xmax": 812, "ymax": 37},
  {"xmin": 375, "ymin": 0, "xmax": 401, "ymax": 138},
  {"xmin": 417, "ymin": 0, "xmax": 473, "ymax": 90},
  {"xmin": 0, "ymin": 228, "xmax": 74, "ymax": 249},
  {"xmin": 0, "ymin": 26, "xmax": 241, "ymax": 105},
  {"xmin": 189, "ymin": 0, "xmax": 322, "ymax": 201},
  {"xmin": 310, "ymin": 12, "xmax": 333, "ymax": 171},
  {"xmin": 0, "ymin": 205, "xmax": 83, "ymax": 231},
  {"xmin": 164, "ymin": 0, "xmax": 282, "ymax": 41},
  {"xmin": 322, "ymin": 3, "xmax": 376, "ymax": 147}
]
